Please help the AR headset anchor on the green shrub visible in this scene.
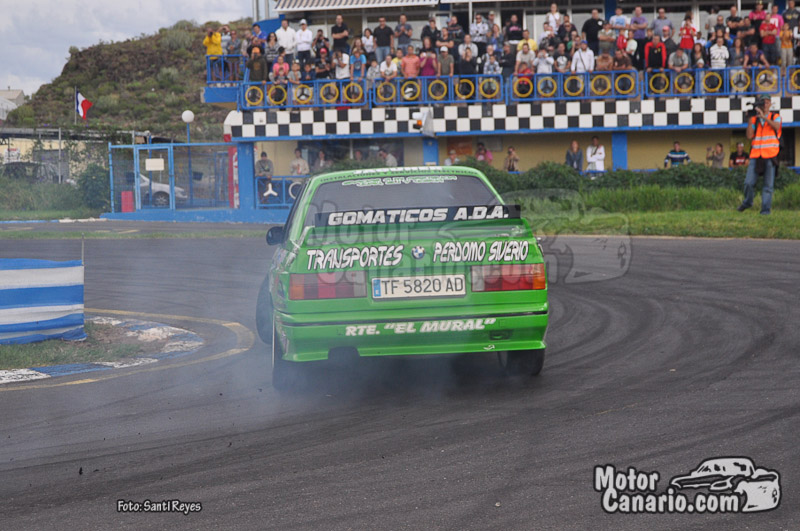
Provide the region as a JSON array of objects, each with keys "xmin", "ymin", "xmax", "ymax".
[
  {"xmin": 157, "ymin": 66, "xmax": 181, "ymax": 86},
  {"xmin": 6, "ymin": 105, "xmax": 36, "ymax": 127},
  {"xmin": 77, "ymin": 164, "xmax": 110, "ymax": 210},
  {"xmin": 94, "ymin": 94, "xmax": 119, "ymax": 112},
  {"xmin": 774, "ymin": 182, "xmax": 800, "ymax": 209},
  {"xmin": 585, "ymin": 186, "xmax": 741, "ymax": 212},
  {"xmin": 171, "ymin": 20, "xmax": 197, "ymax": 32},
  {"xmin": 0, "ymin": 176, "xmax": 83, "ymax": 211},
  {"xmin": 163, "ymin": 93, "xmax": 183, "ymax": 107},
  {"xmin": 462, "ymin": 158, "xmax": 800, "ymax": 194},
  {"xmin": 160, "ymin": 29, "xmax": 193, "ymax": 51}
]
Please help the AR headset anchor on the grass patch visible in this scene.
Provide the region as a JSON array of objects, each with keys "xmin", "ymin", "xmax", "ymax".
[
  {"xmin": 525, "ymin": 209, "xmax": 800, "ymax": 239},
  {"xmin": 584, "ymin": 186, "xmax": 742, "ymax": 212},
  {"xmin": 0, "ymin": 321, "xmax": 162, "ymax": 370},
  {"xmin": 0, "ymin": 208, "xmax": 101, "ymax": 221},
  {"xmin": 0, "ymin": 229, "xmax": 266, "ymax": 239},
  {"xmin": 0, "ymin": 177, "xmax": 84, "ymax": 212}
]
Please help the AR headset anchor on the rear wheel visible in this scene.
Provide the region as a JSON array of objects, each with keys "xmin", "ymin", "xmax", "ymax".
[
  {"xmin": 255, "ymin": 276, "xmax": 273, "ymax": 344},
  {"xmin": 152, "ymin": 191, "xmax": 169, "ymax": 207},
  {"xmin": 498, "ymin": 349, "xmax": 545, "ymax": 376},
  {"xmin": 271, "ymin": 318, "xmax": 303, "ymax": 393}
]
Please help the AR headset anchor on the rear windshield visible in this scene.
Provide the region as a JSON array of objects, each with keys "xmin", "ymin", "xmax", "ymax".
[{"xmin": 302, "ymin": 175, "xmax": 497, "ymax": 228}]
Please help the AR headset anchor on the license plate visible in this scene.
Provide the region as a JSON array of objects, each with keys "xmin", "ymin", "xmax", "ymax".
[{"xmin": 372, "ymin": 275, "xmax": 466, "ymax": 299}]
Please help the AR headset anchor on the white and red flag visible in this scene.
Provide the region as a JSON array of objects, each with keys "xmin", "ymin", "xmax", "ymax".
[{"xmin": 75, "ymin": 90, "xmax": 93, "ymax": 120}]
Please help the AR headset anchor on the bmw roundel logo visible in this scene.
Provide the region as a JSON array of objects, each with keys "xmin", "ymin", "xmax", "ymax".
[{"xmin": 412, "ymin": 246, "xmax": 425, "ymax": 259}]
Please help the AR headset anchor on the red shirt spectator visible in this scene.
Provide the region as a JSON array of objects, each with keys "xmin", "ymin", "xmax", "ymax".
[
  {"xmin": 645, "ymin": 38, "xmax": 667, "ymax": 69},
  {"xmin": 616, "ymin": 33, "xmax": 628, "ymax": 51},
  {"xmin": 760, "ymin": 20, "xmax": 778, "ymax": 44},
  {"xmin": 273, "ymin": 59, "xmax": 290, "ymax": 78},
  {"xmin": 679, "ymin": 23, "xmax": 695, "ymax": 49},
  {"xmin": 400, "ymin": 48, "xmax": 421, "ymax": 77}
]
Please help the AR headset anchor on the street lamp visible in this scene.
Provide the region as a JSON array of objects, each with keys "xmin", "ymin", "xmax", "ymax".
[
  {"xmin": 181, "ymin": 110, "xmax": 195, "ymax": 142},
  {"xmin": 182, "ymin": 110, "xmax": 195, "ymax": 206}
]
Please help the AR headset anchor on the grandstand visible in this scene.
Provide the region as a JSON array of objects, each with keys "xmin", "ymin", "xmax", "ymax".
[{"xmin": 107, "ymin": 1, "xmax": 800, "ymax": 222}]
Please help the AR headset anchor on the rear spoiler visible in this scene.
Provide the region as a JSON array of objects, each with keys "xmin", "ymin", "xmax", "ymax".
[{"xmin": 314, "ymin": 205, "xmax": 521, "ymax": 227}]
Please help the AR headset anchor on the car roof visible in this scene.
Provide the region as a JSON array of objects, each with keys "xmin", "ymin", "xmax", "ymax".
[{"xmin": 310, "ymin": 165, "xmax": 486, "ymax": 185}]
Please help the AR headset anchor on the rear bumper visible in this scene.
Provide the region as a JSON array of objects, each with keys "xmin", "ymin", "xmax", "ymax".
[{"xmin": 274, "ymin": 306, "xmax": 548, "ymax": 362}]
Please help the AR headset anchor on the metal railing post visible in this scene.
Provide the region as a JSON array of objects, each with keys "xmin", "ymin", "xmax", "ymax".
[{"xmin": 107, "ymin": 143, "xmax": 115, "ymax": 213}]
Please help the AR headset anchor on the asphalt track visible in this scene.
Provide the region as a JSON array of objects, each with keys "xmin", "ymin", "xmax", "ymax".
[{"xmin": 1, "ymin": 228, "xmax": 799, "ymax": 530}]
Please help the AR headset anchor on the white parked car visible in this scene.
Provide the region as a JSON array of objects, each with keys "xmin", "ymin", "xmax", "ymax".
[{"xmin": 139, "ymin": 174, "xmax": 188, "ymax": 207}]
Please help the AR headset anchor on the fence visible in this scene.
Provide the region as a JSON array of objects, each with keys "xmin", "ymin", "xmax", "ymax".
[
  {"xmin": 108, "ymin": 142, "xmax": 235, "ymax": 213},
  {"xmin": 207, "ymin": 54, "xmax": 247, "ymax": 84},
  {"xmin": 240, "ymin": 78, "xmax": 368, "ymax": 109},
  {"xmin": 255, "ymin": 175, "xmax": 308, "ymax": 209},
  {"xmin": 509, "ymin": 71, "xmax": 640, "ymax": 101},
  {"xmin": 643, "ymin": 66, "xmax": 782, "ymax": 98},
  {"xmin": 227, "ymin": 65, "xmax": 800, "ymax": 110}
]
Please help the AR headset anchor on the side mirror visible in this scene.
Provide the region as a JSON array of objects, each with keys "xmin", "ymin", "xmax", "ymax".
[{"xmin": 266, "ymin": 226, "xmax": 284, "ymax": 245}]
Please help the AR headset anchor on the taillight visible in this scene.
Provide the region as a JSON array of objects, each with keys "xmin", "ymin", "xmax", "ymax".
[
  {"xmin": 289, "ymin": 271, "xmax": 367, "ymax": 300},
  {"xmin": 471, "ymin": 263, "xmax": 546, "ymax": 292}
]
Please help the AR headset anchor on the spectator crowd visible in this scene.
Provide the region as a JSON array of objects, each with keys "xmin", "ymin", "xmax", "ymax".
[{"xmin": 203, "ymin": 2, "xmax": 800, "ymax": 91}]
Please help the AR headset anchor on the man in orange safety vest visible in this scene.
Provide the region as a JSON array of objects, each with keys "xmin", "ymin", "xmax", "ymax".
[{"xmin": 738, "ymin": 96, "xmax": 781, "ymax": 215}]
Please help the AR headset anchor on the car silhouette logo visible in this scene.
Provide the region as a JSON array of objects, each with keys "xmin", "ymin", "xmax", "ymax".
[{"xmin": 670, "ymin": 457, "xmax": 781, "ymax": 512}]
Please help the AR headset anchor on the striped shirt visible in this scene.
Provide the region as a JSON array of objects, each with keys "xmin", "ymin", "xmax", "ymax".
[{"xmin": 665, "ymin": 150, "xmax": 691, "ymax": 167}]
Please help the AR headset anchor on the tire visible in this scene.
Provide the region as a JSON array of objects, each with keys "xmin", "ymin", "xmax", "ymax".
[
  {"xmin": 271, "ymin": 318, "xmax": 303, "ymax": 393},
  {"xmin": 153, "ymin": 191, "xmax": 169, "ymax": 207},
  {"xmin": 498, "ymin": 349, "xmax": 545, "ymax": 376},
  {"xmin": 255, "ymin": 276, "xmax": 273, "ymax": 344}
]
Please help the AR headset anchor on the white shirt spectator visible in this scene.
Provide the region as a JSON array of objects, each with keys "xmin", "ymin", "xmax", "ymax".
[
  {"xmin": 220, "ymin": 32, "xmax": 232, "ymax": 54},
  {"xmin": 296, "ymin": 28, "xmax": 313, "ymax": 52},
  {"xmin": 334, "ymin": 53, "xmax": 350, "ymax": 79},
  {"xmin": 384, "ymin": 153, "xmax": 398, "ymax": 167},
  {"xmin": 571, "ymin": 48, "xmax": 595, "ymax": 73},
  {"xmin": 609, "ymin": 14, "xmax": 629, "ymax": 36},
  {"xmin": 275, "ymin": 26, "xmax": 297, "ymax": 54},
  {"xmin": 709, "ymin": 44, "xmax": 730, "ymax": 69},
  {"xmin": 626, "ymin": 39, "xmax": 638, "ymax": 56},
  {"xmin": 363, "ymin": 34, "xmax": 375, "ymax": 53},
  {"xmin": 470, "ymin": 21, "xmax": 489, "ymax": 43},
  {"xmin": 459, "ymin": 42, "xmax": 478, "ymax": 58},
  {"xmin": 533, "ymin": 55, "xmax": 554, "ymax": 74},
  {"xmin": 379, "ymin": 60, "xmax": 397, "ymax": 77},
  {"xmin": 586, "ymin": 144, "xmax": 605, "ymax": 171},
  {"xmin": 546, "ymin": 12, "xmax": 562, "ymax": 31},
  {"xmin": 516, "ymin": 50, "xmax": 535, "ymax": 65}
]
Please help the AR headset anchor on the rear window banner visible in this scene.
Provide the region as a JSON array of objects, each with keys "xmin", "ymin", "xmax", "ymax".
[{"xmin": 315, "ymin": 205, "xmax": 522, "ymax": 227}]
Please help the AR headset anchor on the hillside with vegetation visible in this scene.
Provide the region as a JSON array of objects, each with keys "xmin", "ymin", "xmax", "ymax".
[{"xmin": 6, "ymin": 18, "xmax": 252, "ymax": 141}]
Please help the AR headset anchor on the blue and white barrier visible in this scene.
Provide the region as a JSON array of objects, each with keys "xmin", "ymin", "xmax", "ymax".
[{"xmin": 0, "ymin": 259, "xmax": 85, "ymax": 345}]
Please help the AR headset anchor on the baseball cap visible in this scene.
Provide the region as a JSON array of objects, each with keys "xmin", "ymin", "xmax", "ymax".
[
  {"xmin": 581, "ymin": 40, "xmax": 588, "ymax": 44},
  {"xmin": 300, "ymin": 19, "xmax": 307, "ymax": 25},
  {"xmin": 440, "ymin": 46, "xmax": 448, "ymax": 52}
]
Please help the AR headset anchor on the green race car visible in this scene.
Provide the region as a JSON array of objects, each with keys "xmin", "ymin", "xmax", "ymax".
[{"xmin": 257, "ymin": 166, "xmax": 548, "ymax": 390}]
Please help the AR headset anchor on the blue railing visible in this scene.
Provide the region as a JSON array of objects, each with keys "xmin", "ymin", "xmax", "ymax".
[
  {"xmin": 643, "ymin": 66, "xmax": 781, "ymax": 98},
  {"xmin": 373, "ymin": 75, "xmax": 505, "ymax": 106},
  {"xmin": 784, "ymin": 65, "xmax": 800, "ymax": 94},
  {"xmin": 240, "ymin": 79, "xmax": 368, "ymax": 110},
  {"xmin": 206, "ymin": 54, "xmax": 246, "ymax": 84},
  {"xmin": 229, "ymin": 66, "xmax": 796, "ymax": 110},
  {"xmin": 508, "ymin": 71, "xmax": 640, "ymax": 101},
  {"xmin": 255, "ymin": 175, "xmax": 308, "ymax": 209}
]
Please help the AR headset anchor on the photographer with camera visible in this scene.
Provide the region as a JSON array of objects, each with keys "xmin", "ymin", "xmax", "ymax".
[
  {"xmin": 738, "ymin": 97, "xmax": 781, "ymax": 215},
  {"xmin": 203, "ymin": 26, "xmax": 223, "ymax": 81}
]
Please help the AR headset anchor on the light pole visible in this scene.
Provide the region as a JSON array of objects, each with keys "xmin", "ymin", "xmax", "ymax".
[{"xmin": 182, "ymin": 110, "xmax": 195, "ymax": 207}]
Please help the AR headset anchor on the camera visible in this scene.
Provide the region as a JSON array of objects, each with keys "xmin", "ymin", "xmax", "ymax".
[{"xmin": 746, "ymin": 97, "xmax": 770, "ymax": 118}]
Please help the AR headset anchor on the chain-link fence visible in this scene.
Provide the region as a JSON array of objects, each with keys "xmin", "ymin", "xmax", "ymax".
[{"xmin": 108, "ymin": 143, "xmax": 233, "ymax": 213}]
